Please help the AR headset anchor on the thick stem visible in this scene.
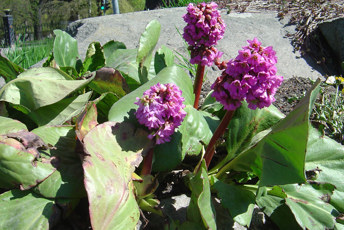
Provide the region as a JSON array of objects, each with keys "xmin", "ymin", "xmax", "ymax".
[
  {"xmin": 193, "ymin": 64, "xmax": 206, "ymax": 109},
  {"xmin": 141, "ymin": 147, "xmax": 154, "ymax": 175},
  {"xmin": 204, "ymin": 110, "xmax": 235, "ymax": 168}
]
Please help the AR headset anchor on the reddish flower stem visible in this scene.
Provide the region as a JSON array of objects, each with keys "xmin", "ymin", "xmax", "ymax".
[
  {"xmin": 204, "ymin": 109, "xmax": 235, "ymax": 168},
  {"xmin": 193, "ymin": 64, "xmax": 206, "ymax": 109},
  {"xmin": 141, "ymin": 147, "xmax": 154, "ymax": 175}
]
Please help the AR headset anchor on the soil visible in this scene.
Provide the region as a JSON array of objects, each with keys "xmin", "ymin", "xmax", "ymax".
[{"xmin": 273, "ymin": 77, "xmax": 314, "ymax": 115}]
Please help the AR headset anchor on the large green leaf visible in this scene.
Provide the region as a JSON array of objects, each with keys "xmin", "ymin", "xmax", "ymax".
[
  {"xmin": 108, "ymin": 65, "xmax": 194, "ymax": 123},
  {"xmin": 137, "ymin": 20, "xmax": 161, "ymax": 84},
  {"xmin": 0, "ymin": 141, "xmax": 56, "ymax": 190},
  {"xmin": 218, "ymin": 79, "xmax": 321, "ymax": 186},
  {"xmin": 17, "ymin": 67, "xmax": 73, "ymax": 80},
  {"xmin": 53, "ymin": 30, "xmax": 79, "ymax": 68},
  {"xmin": 137, "ymin": 20, "xmax": 161, "ymax": 66},
  {"xmin": 0, "ymin": 67, "xmax": 93, "ymax": 112},
  {"xmin": 29, "ymin": 92, "xmax": 92, "ymax": 126},
  {"xmin": 103, "ymin": 40, "xmax": 126, "ymax": 64},
  {"xmin": 283, "ymin": 184, "xmax": 337, "ymax": 230},
  {"xmin": 82, "ymin": 42, "xmax": 105, "ymax": 73},
  {"xmin": 0, "ymin": 116, "xmax": 27, "ymax": 134},
  {"xmin": 0, "ymin": 190, "xmax": 59, "ymax": 229},
  {"xmin": 179, "ymin": 105, "xmax": 219, "ymax": 156},
  {"xmin": 106, "ymin": 48, "xmax": 140, "ymax": 90},
  {"xmin": 0, "ymin": 55, "xmax": 24, "ymax": 82},
  {"xmin": 188, "ymin": 160, "xmax": 217, "ymax": 229},
  {"xmin": 213, "ymin": 179, "xmax": 255, "ymax": 226},
  {"xmin": 211, "ymin": 103, "xmax": 284, "ymax": 173},
  {"xmin": 32, "ymin": 126, "xmax": 85, "ymax": 198},
  {"xmin": 82, "ymin": 121, "xmax": 150, "ymax": 229},
  {"xmin": 305, "ymin": 127, "xmax": 344, "ymax": 192}
]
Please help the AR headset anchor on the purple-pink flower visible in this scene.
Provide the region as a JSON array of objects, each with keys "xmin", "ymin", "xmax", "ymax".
[
  {"xmin": 183, "ymin": 2, "xmax": 225, "ymax": 47},
  {"xmin": 183, "ymin": 2, "xmax": 225, "ymax": 66},
  {"xmin": 211, "ymin": 38, "xmax": 283, "ymax": 110},
  {"xmin": 135, "ymin": 83, "xmax": 187, "ymax": 145}
]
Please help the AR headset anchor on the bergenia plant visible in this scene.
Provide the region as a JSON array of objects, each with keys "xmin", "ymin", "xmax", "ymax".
[
  {"xmin": 0, "ymin": 2, "xmax": 343, "ymax": 230},
  {"xmin": 204, "ymin": 37, "xmax": 283, "ymax": 167},
  {"xmin": 183, "ymin": 1, "xmax": 225, "ymax": 108}
]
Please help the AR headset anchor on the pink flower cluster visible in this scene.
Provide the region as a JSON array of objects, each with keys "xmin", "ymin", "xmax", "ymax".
[
  {"xmin": 135, "ymin": 83, "xmax": 187, "ymax": 145},
  {"xmin": 183, "ymin": 2, "xmax": 225, "ymax": 66},
  {"xmin": 189, "ymin": 46, "xmax": 223, "ymax": 67},
  {"xmin": 211, "ymin": 38, "xmax": 283, "ymax": 110}
]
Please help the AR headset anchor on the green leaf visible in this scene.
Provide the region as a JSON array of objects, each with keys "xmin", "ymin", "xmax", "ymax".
[
  {"xmin": 283, "ymin": 184, "xmax": 337, "ymax": 229},
  {"xmin": 42, "ymin": 52, "xmax": 55, "ymax": 68},
  {"xmin": 108, "ymin": 65, "xmax": 194, "ymax": 123},
  {"xmin": 336, "ymin": 223, "xmax": 344, "ymax": 230},
  {"xmin": 59, "ymin": 66, "xmax": 79, "ymax": 78},
  {"xmin": 53, "ymin": 30, "xmax": 79, "ymax": 68},
  {"xmin": 332, "ymin": 190, "xmax": 344, "ymax": 213},
  {"xmin": 213, "ymin": 179, "xmax": 255, "ymax": 226},
  {"xmin": 82, "ymin": 121, "xmax": 150, "ymax": 229},
  {"xmin": 188, "ymin": 160, "xmax": 217, "ymax": 229},
  {"xmin": 0, "ymin": 142, "xmax": 56, "ymax": 190},
  {"xmin": 201, "ymin": 90, "xmax": 223, "ymax": 115},
  {"xmin": 256, "ymin": 186, "xmax": 284, "ymax": 216},
  {"xmin": 0, "ymin": 67, "xmax": 93, "ymax": 111},
  {"xmin": 154, "ymin": 45, "xmax": 175, "ymax": 74},
  {"xmin": 17, "ymin": 67, "xmax": 73, "ymax": 80},
  {"xmin": 93, "ymin": 92, "xmax": 120, "ymax": 123},
  {"xmin": 32, "ymin": 125, "xmax": 85, "ymax": 198},
  {"xmin": 90, "ymin": 67, "xmax": 129, "ymax": 97},
  {"xmin": 0, "ymin": 116, "xmax": 27, "ymax": 134},
  {"xmin": 106, "ymin": 48, "xmax": 140, "ymax": 90},
  {"xmin": 179, "ymin": 105, "xmax": 220, "ymax": 156},
  {"xmin": 256, "ymin": 186, "xmax": 302, "ymax": 230},
  {"xmin": 305, "ymin": 127, "xmax": 344, "ymax": 192},
  {"xmin": 0, "ymin": 55, "xmax": 24, "ymax": 82},
  {"xmin": 82, "ymin": 42, "xmax": 105, "ymax": 73},
  {"xmin": 103, "ymin": 40, "xmax": 126, "ymax": 64},
  {"xmin": 137, "ymin": 20, "xmax": 161, "ymax": 66},
  {"xmin": 75, "ymin": 102, "xmax": 98, "ymax": 141},
  {"xmin": 137, "ymin": 20, "xmax": 161, "ymax": 84},
  {"xmin": 219, "ymin": 79, "xmax": 321, "ymax": 186},
  {"xmin": 29, "ymin": 92, "xmax": 92, "ymax": 126},
  {"xmin": 152, "ymin": 131, "xmax": 183, "ymax": 172},
  {"xmin": 0, "ymin": 190, "xmax": 59, "ymax": 229},
  {"xmin": 211, "ymin": 102, "xmax": 284, "ymax": 173}
]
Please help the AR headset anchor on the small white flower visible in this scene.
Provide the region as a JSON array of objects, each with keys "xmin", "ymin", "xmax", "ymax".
[{"xmin": 325, "ymin": 76, "xmax": 336, "ymax": 85}]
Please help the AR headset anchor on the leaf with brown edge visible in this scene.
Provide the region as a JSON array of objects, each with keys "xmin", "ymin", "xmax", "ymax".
[
  {"xmin": 90, "ymin": 67, "xmax": 130, "ymax": 98},
  {"xmin": 0, "ymin": 141, "xmax": 56, "ymax": 190},
  {"xmin": 76, "ymin": 102, "xmax": 98, "ymax": 141},
  {"xmin": 82, "ymin": 121, "xmax": 151, "ymax": 229}
]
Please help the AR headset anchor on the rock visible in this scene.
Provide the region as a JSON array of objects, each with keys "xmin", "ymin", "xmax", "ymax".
[
  {"xmin": 0, "ymin": 77, "xmax": 5, "ymax": 89},
  {"xmin": 29, "ymin": 58, "xmax": 47, "ymax": 69},
  {"xmin": 319, "ymin": 17, "xmax": 344, "ymax": 74},
  {"xmin": 66, "ymin": 8, "xmax": 324, "ymax": 82},
  {"xmin": 160, "ymin": 194, "xmax": 190, "ymax": 223}
]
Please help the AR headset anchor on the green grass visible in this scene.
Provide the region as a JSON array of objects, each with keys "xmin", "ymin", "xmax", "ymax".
[
  {"xmin": 161, "ymin": 0, "xmax": 212, "ymax": 8},
  {"xmin": 311, "ymin": 77, "xmax": 344, "ymax": 144},
  {"xmin": 4, "ymin": 37, "xmax": 54, "ymax": 69}
]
